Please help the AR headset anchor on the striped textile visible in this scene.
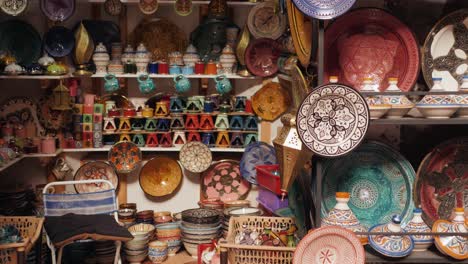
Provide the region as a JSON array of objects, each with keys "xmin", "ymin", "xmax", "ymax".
[{"xmin": 44, "ymin": 189, "xmax": 117, "ymax": 217}]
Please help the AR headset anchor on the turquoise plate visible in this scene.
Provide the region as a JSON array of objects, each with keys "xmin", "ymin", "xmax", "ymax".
[
  {"xmin": 0, "ymin": 20, "xmax": 41, "ymax": 66},
  {"xmin": 320, "ymin": 141, "xmax": 415, "ymax": 228}
]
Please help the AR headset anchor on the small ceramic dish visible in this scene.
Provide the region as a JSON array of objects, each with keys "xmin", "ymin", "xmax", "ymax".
[
  {"xmin": 128, "ymin": 223, "xmax": 156, "ymax": 234},
  {"xmin": 369, "ymin": 105, "xmax": 392, "ymax": 119},
  {"xmin": 181, "ymin": 208, "xmax": 220, "ymax": 225},
  {"xmin": 416, "ymin": 104, "xmax": 460, "ymax": 119},
  {"xmin": 386, "ymin": 105, "xmax": 414, "ymax": 119}
]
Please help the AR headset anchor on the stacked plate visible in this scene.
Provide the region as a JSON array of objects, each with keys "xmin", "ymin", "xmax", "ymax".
[
  {"xmin": 118, "ymin": 208, "xmax": 136, "ymax": 228},
  {"xmin": 222, "ymin": 207, "xmax": 263, "ymax": 238},
  {"xmin": 124, "ymin": 223, "xmax": 155, "ymax": 263},
  {"xmin": 0, "ymin": 188, "xmax": 36, "ymax": 216},
  {"xmin": 180, "ymin": 208, "xmax": 221, "ymax": 257},
  {"xmin": 95, "ymin": 241, "xmax": 116, "ymax": 264}
]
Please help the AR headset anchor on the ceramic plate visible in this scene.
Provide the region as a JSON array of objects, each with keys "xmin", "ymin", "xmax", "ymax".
[
  {"xmin": 247, "ymin": 2, "xmax": 287, "ymax": 40},
  {"xmin": 320, "ymin": 141, "xmax": 416, "ymax": 228},
  {"xmin": 245, "ymin": 38, "xmax": 281, "ymax": 77},
  {"xmin": 0, "ymin": 97, "xmax": 44, "ymax": 136},
  {"xmin": 139, "ymin": 156, "xmax": 182, "ymax": 197},
  {"xmin": 202, "ymin": 160, "xmax": 251, "ymax": 202},
  {"xmin": 108, "ymin": 141, "xmax": 142, "ymax": 174},
  {"xmin": 292, "ymin": 0, "xmax": 355, "ymax": 20},
  {"xmin": 240, "ymin": 142, "xmax": 277, "ymax": 185},
  {"xmin": 422, "ymin": 9, "xmax": 468, "ymax": 92},
  {"xmin": 293, "ymin": 226, "xmax": 365, "ymax": 264},
  {"xmin": 251, "ymin": 82, "xmax": 290, "ymax": 121},
  {"xmin": 286, "ymin": 0, "xmax": 314, "ymax": 67},
  {"xmin": 38, "ymin": 94, "xmax": 72, "ymax": 131},
  {"xmin": 415, "ymin": 137, "xmax": 468, "ymax": 227},
  {"xmin": 41, "ymin": 0, "xmax": 75, "ymax": 21},
  {"xmin": 325, "ymin": 8, "xmax": 420, "ymax": 92},
  {"xmin": 74, "ymin": 161, "xmax": 119, "ymax": 193},
  {"xmin": 297, "ymin": 83, "xmax": 369, "ymax": 157},
  {"xmin": 1, "ymin": 0, "xmax": 28, "ymax": 16},
  {"xmin": 44, "ymin": 26, "xmax": 75, "ymax": 58},
  {"xmin": 139, "ymin": 0, "xmax": 158, "ymax": 15},
  {"xmin": 179, "ymin": 142, "xmax": 212, "ymax": 173},
  {"xmin": 433, "ymin": 219, "xmax": 468, "ymax": 260},
  {"xmin": 0, "ymin": 20, "xmax": 41, "ymax": 66},
  {"xmin": 368, "ymin": 222, "xmax": 414, "ymax": 258}
]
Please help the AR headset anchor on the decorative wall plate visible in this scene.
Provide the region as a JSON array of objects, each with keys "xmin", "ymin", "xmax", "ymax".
[
  {"xmin": 290, "ymin": 65, "xmax": 310, "ymax": 110},
  {"xmin": 104, "ymin": 0, "xmax": 122, "ymax": 16},
  {"xmin": 251, "ymin": 82, "xmax": 290, "ymax": 121},
  {"xmin": 0, "ymin": 97, "xmax": 44, "ymax": 136},
  {"xmin": 1, "ymin": 0, "xmax": 28, "ymax": 16},
  {"xmin": 293, "ymin": 226, "xmax": 365, "ymax": 264},
  {"xmin": 174, "ymin": 0, "xmax": 192, "ymax": 16},
  {"xmin": 108, "ymin": 141, "xmax": 142, "ymax": 174},
  {"xmin": 422, "ymin": 9, "xmax": 468, "ymax": 92},
  {"xmin": 179, "ymin": 142, "xmax": 212, "ymax": 173},
  {"xmin": 297, "ymin": 83, "xmax": 369, "ymax": 157},
  {"xmin": 202, "ymin": 160, "xmax": 251, "ymax": 202},
  {"xmin": 291, "ymin": 0, "xmax": 355, "ymax": 20},
  {"xmin": 38, "ymin": 94, "xmax": 72, "ymax": 131},
  {"xmin": 43, "ymin": 26, "xmax": 75, "ymax": 58},
  {"xmin": 433, "ymin": 219, "xmax": 468, "ymax": 260},
  {"xmin": 0, "ymin": 20, "xmax": 41, "ymax": 66},
  {"xmin": 320, "ymin": 141, "xmax": 416, "ymax": 228},
  {"xmin": 247, "ymin": 2, "xmax": 287, "ymax": 40},
  {"xmin": 415, "ymin": 137, "xmax": 468, "ymax": 227},
  {"xmin": 139, "ymin": 0, "xmax": 158, "ymax": 15},
  {"xmin": 40, "ymin": 0, "xmax": 75, "ymax": 21},
  {"xmin": 245, "ymin": 38, "xmax": 281, "ymax": 77},
  {"xmin": 286, "ymin": 0, "xmax": 313, "ymax": 67},
  {"xmin": 139, "ymin": 156, "xmax": 182, "ymax": 197},
  {"xmin": 368, "ymin": 220, "xmax": 414, "ymax": 258},
  {"xmin": 325, "ymin": 8, "xmax": 420, "ymax": 92},
  {"xmin": 74, "ymin": 161, "xmax": 119, "ymax": 193},
  {"xmin": 240, "ymin": 142, "xmax": 277, "ymax": 185}
]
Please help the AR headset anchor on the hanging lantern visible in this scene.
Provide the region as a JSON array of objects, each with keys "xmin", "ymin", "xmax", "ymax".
[{"xmin": 52, "ymin": 81, "xmax": 72, "ymax": 110}]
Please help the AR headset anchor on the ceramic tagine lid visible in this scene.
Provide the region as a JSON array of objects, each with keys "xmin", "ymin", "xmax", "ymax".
[
  {"xmin": 403, "ymin": 208, "xmax": 433, "ymax": 251},
  {"xmin": 418, "ymin": 77, "xmax": 454, "ymax": 105},
  {"xmin": 93, "ymin": 43, "xmax": 110, "ymax": 62},
  {"xmin": 4, "ymin": 62, "xmax": 24, "ymax": 75},
  {"xmin": 382, "ymin": 78, "xmax": 413, "ymax": 106},
  {"xmin": 432, "ymin": 207, "xmax": 468, "ymax": 260},
  {"xmin": 322, "ymin": 192, "xmax": 368, "ymax": 245},
  {"xmin": 361, "ymin": 77, "xmax": 379, "ymax": 92},
  {"xmin": 38, "ymin": 53, "xmax": 55, "ymax": 67},
  {"xmin": 368, "ymin": 215, "xmax": 414, "ymax": 258}
]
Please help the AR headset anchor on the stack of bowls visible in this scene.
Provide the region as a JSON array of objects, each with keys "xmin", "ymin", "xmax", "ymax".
[
  {"xmin": 95, "ymin": 241, "xmax": 116, "ymax": 263},
  {"xmin": 198, "ymin": 198, "xmax": 224, "ymax": 213},
  {"xmin": 154, "ymin": 211, "xmax": 173, "ymax": 225},
  {"xmin": 136, "ymin": 210, "xmax": 154, "ymax": 225},
  {"xmin": 223, "ymin": 200, "xmax": 251, "ymax": 209},
  {"xmin": 223, "ymin": 207, "xmax": 263, "ymax": 238},
  {"xmin": 118, "ymin": 208, "xmax": 136, "ymax": 228},
  {"xmin": 180, "ymin": 208, "xmax": 221, "ymax": 257},
  {"xmin": 124, "ymin": 223, "xmax": 155, "ymax": 263},
  {"xmin": 155, "ymin": 222, "xmax": 182, "ymax": 256}
]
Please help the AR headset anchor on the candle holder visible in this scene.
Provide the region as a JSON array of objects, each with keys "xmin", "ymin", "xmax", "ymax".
[
  {"xmin": 144, "ymin": 118, "xmax": 157, "ymax": 131},
  {"xmin": 170, "ymin": 114, "xmax": 185, "ymax": 130},
  {"xmin": 156, "ymin": 119, "xmax": 171, "ymax": 131},
  {"xmin": 229, "ymin": 116, "xmax": 244, "ymax": 130},
  {"xmin": 216, "ymin": 131, "xmax": 230, "ymax": 148},
  {"xmin": 215, "ymin": 114, "xmax": 229, "ymax": 130},
  {"xmin": 159, "ymin": 132, "xmax": 172, "ymax": 147},
  {"xmin": 146, "ymin": 133, "xmax": 159, "ymax": 147},
  {"xmin": 118, "ymin": 117, "xmax": 132, "ymax": 131},
  {"xmin": 154, "ymin": 102, "xmax": 169, "ymax": 117},
  {"xmin": 172, "ymin": 131, "xmax": 187, "ymax": 147},
  {"xmin": 244, "ymin": 116, "xmax": 258, "ymax": 131},
  {"xmin": 185, "ymin": 114, "xmax": 200, "ymax": 130},
  {"xmin": 170, "ymin": 96, "xmax": 184, "ymax": 113},
  {"xmin": 187, "ymin": 131, "xmax": 201, "ymax": 142},
  {"xmin": 244, "ymin": 133, "xmax": 258, "ymax": 146},
  {"xmin": 230, "ymin": 132, "xmax": 244, "ymax": 148},
  {"xmin": 132, "ymin": 134, "xmax": 145, "ymax": 147},
  {"xmin": 201, "ymin": 132, "xmax": 215, "ymax": 147},
  {"xmin": 119, "ymin": 133, "xmax": 131, "ymax": 142},
  {"xmin": 200, "ymin": 114, "xmax": 214, "ymax": 130}
]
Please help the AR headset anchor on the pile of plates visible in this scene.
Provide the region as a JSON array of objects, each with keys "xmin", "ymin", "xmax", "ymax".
[
  {"xmin": 155, "ymin": 222, "xmax": 182, "ymax": 256},
  {"xmin": 0, "ymin": 188, "xmax": 36, "ymax": 216},
  {"xmin": 95, "ymin": 241, "xmax": 117, "ymax": 264},
  {"xmin": 180, "ymin": 208, "xmax": 221, "ymax": 257},
  {"xmin": 124, "ymin": 223, "xmax": 155, "ymax": 263}
]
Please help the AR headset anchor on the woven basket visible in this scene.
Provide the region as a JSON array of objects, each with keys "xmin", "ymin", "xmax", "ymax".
[
  {"xmin": 0, "ymin": 217, "xmax": 44, "ymax": 264},
  {"xmin": 221, "ymin": 216, "xmax": 296, "ymax": 264}
]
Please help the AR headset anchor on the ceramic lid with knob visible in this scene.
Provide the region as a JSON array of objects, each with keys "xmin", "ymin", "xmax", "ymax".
[
  {"xmin": 368, "ymin": 215, "xmax": 414, "ymax": 258},
  {"xmin": 432, "ymin": 207, "xmax": 468, "ymax": 260}
]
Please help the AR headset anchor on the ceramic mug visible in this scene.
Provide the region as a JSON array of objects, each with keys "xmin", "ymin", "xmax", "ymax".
[
  {"xmin": 148, "ymin": 62, "xmax": 158, "ymax": 74},
  {"xmin": 174, "ymin": 75, "xmax": 191, "ymax": 93},
  {"xmin": 138, "ymin": 74, "xmax": 155, "ymax": 94},
  {"xmin": 104, "ymin": 74, "xmax": 119, "ymax": 93},
  {"xmin": 182, "ymin": 65, "xmax": 194, "ymax": 75},
  {"xmin": 205, "ymin": 61, "xmax": 217, "ymax": 75},
  {"xmin": 194, "ymin": 62, "xmax": 205, "ymax": 74},
  {"xmin": 158, "ymin": 61, "xmax": 169, "ymax": 74},
  {"xmin": 214, "ymin": 75, "xmax": 232, "ymax": 94},
  {"xmin": 169, "ymin": 65, "xmax": 181, "ymax": 75}
]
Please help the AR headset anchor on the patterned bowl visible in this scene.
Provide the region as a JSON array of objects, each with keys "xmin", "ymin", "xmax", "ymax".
[
  {"xmin": 181, "ymin": 221, "xmax": 221, "ymax": 229},
  {"xmin": 453, "ymin": 95, "xmax": 468, "ymax": 118},
  {"xmin": 180, "ymin": 223, "xmax": 221, "ymax": 234},
  {"xmin": 157, "ymin": 229, "xmax": 181, "ymax": 238},
  {"xmin": 183, "ymin": 241, "xmax": 199, "ymax": 257},
  {"xmin": 156, "ymin": 222, "xmax": 180, "ymax": 230},
  {"xmin": 416, "ymin": 105, "xmax": 460, "ymax": 119},
  {"xmin": 369, "ymin": 105, "xmax": 391, "ymax": 119},
  {"xmin": 181, "ymin": 208, "xmax": 221, "ymax": 224},
  {"xmin": 418, "ymin": 95, "xmax": 455, "ymax": 105}
]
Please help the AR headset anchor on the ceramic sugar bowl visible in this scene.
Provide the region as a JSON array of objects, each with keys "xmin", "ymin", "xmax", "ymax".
[
  {"xmin": 93, "ymin": 42, "xmax": 110, "ymax": 75},
  {"xmin": 382, "ymin": 78, "xmax": 414, "ymax": 119},
  {"xmin": 219, "ymin": 45, "xmax": 237, "ymax": 74},
  {"xmin": 433, "ymin": 207, "xmax": 468, "ymax": 260},
  {"xmin": 403, "ymin": 208, "xmax": 433, "ymax": 251},
  {"xmin": 368, "ymin": 215, "xmax": 414, "ymax": 258},
  {"xmin": 135, "ymin": 43, "xmax": 150, "ymax": 74},
  {"xmin": 183, "ymin": 44, "xmax": 200, "ymax": 67},
  {"xmin": 169, "ymin": 51, "xmax": 184, "ymax": 66}
]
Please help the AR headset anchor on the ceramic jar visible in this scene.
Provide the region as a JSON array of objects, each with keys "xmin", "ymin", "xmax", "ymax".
[
  {"xmin": 148, "ymin": 241, "xmax": 168, "ymax": 263},
  {"xmin": 368, "ymin": 215, "xmax": 414, "ymax": 258},
  {"xmin": 135, "ymin": 43, "xmax": 150, "ymax": 74},
  {"xmin": 93, "ymin": 42, "xmax": 110, "ymax": 75},
  {"xmin": 219, "ymin": 45, "xmax": 236, "ymax": 74},
  {"xmin": 168, "ymin": 51, "xmax": 184, "ymax": 66},
  {"xmin": 183, "ymin": 44, "xmax": 200, "ymax": 67},
  {"xmin": 121, "ymin": 44, "xmax": 135, "ymax": 64},
  {"xmin": 403, "ymin": 208, "xmax": 433, "ymax": 251},
  {"xmin": 361, "ymin": 77, "xmax": 379, "ymax": 92}
]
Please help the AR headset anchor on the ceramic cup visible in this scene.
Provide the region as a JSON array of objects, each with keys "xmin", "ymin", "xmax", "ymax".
[
  {"xmin": 214, "ymin": 75, "xmax": 232, "ymax": 94},
  {"xmin": 138, "ymin": 74, "xmax": 155, "ymax": 94},
  {"xmin": 182, "ymin": 65, "xmax": 194, "ymax": 75},
  {"xmin": 169, "ymin": 65, "xmax": 181, "ymax": 75},
  {"xmin": 148, "ymin": 62, "xmax": 158, "ymax": 74},
  {"xmin": 104, "ymin": 74, "xmax": 119, "ymax": 93},
  {"xmin": 174, "ymin": 75, "xmax": 191, "ymax": 93},
  {"xmin": 195, "ymin": 62, "xmax": 205, "ymax": 74},
  {"xmin": 148, "ymin": 241, "xmax": 168, "ymax": 263},
  {"xmin": 158, "ymin": 61, "xmax": 169, "ymax": 74}
]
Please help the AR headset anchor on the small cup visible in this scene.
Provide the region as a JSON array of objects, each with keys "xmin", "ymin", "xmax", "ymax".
[
  {"xmin": 169, "ymin": 65, "xmax": 181, "ymax": 75},
  {"xmin": 182, "ymin": 65, "xmax": 194, "ymax": 75},
  {"xmin": 158, "ymin": 61, "xmax": 169, "ymax": 74},
  {"xmin": 148, "ymin": 241, "xmax": 168, "ymax": 263},
  {"xmin": 194, "ymin": 62, "xmax": 205, "ymax": 74},
  {"xmin": 148, "ymin": 62, "xmax": 158, "ymax": 74}
]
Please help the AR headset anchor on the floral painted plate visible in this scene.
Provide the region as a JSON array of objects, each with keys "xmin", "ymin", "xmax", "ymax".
[
  {"xmin": 293, "ymin": 226, "xmax": 365, "ymax": 264},
  {"xmin": 179, "ymin": 142, "xmax": 212, "ymax": 173},
  {"xmin": 40, "ymin": 0, "xmax": 75, "ymax": 22},
  {"xmin": 245, "ymin": 38, "xmax": 281, "ymax": 77},
  {"xmin": 202, "ymin": 160, "xmax": 251, "ymax": 202},
  {"xmin": 108, "ymin": 141, "xmax": 142, "ymax": 174},
  {"xmin": 251, "ymin": 82, "xmax": 290, "ymax": 121},
  {"xmin": 74, "ymin": 161, "xmax": 119, "ymax": 193},
  {"xmin": 415, "ymin": 137, "xmax": 468, "ymax": 227},
  {"xmin": 1, "ymin": 0, "xmax": 28, "ymax": 16},
  {"xmin": 320, "ymin": 141, "xmax": 416, "ymax": 228},
  {"xmin": 297, "ymin": 83, "xmax": 369, "ymax": 157},
  {"xmin": 139, "ymin": 156, "xmax": 182, "ymax": 197},
  {"xmin": 240, "ymin": 142, "xmax": 277, "ymax": 185},
  {"xmin": 291, "ymin": 0, "xmax": 355, "ymax": 20},
  {"xmin": 0, "ymin": 97, "xmax": 44, "ymax": 136}
]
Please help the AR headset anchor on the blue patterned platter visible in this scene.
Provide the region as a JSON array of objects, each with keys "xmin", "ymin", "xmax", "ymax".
[
  {"xmin": 240, "ymin": 142, "xmax": 277, "ymax": 185},
  {"xmin": 291, "ymin": 0, "xmax": 356, "ymax": 20},
  {"xmin": 320, "ymin": 141, "xmax": 415, "ymax": 229}
]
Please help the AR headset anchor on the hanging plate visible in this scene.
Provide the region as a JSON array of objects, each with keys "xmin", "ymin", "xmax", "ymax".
[
  {"xmin": 251, "ymin": 82, "xmax": 290, "ymax": 121},
  {"xmin": 38, "ymin": 94, "xmax": 72, "ymax": 131},
  {"xmin": 245, "ymin": 38, "xmax": 281, "ymax": 77},
  {"xmin": 415, "ymin": 137, "xmax": 468, "ymax": 227},
  {"xmin": 179, "ymin": 142, "xmax": 212, "ymax": 173},
  {"xmin": 240, "ymin": 142, "xmax": 277, "ymax": 185},
  {"xmin": 174, "ymin": 0, "xmax": 192, "ymax": 16},
  {"xmin": 325, "ymin": 8, "xmax": 420, "ymax": 92},
  {"xmin": 108, "ymin": 141, "xmax": 142, "ymax": 174},
  {"xmin": 297, "ymin": 83, "xmax": 369, "ymax": 157},
  {"xmin": 0, "ymin": 97, "xmax": 44, "ymax": 136},
  {"xmin": 0, "ymin": 20, "xmax": 41, "ymax": 66},
  {"xmin": 104, "ymin": 0, "xmax": 122, "ymax": 16},
  {"xmin": 320, "ymin": 141, "xmax": 416, "ymax": 228},
  {"xmin": 286, "ymin": 0, "xmax": 313, "ymax": 67},
  {"xmin": 139, "ymin": 0, "xmax": 158, "ymax": 15},
  {"xmin": 291, "ymin": 0, "xmax": 355, "ymax": 20},
  {"xmin": 422, "ymin": 9, "xmax": 468, "ymax": 92},
  {"xmin": 74, "ymin": 161, "xmax": 119, "ymax": 193},
  {"xmin": 43, "ymin": 26, "xmax": 75, "ymax": 58},
  {"xmin": 202, "ymin": 160, "xmax": 251, "ymax": 202},
  {"xmin": 40, "ymin": 0, "xmax": 75, "ymax": 21},
  {"xmin": 1, "ymin": 0, "xmax": 28, "ymax": 16},
  {"xmin": 139, "ymin": 156, "xmax": 182, "ymax": 197},
  {"xmin": 247, "ymin": 2, "xmax": 287, "ymax": 40}
]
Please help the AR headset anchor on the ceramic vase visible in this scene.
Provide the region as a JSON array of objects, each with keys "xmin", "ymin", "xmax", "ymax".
[
  {"xmin": 92, "ymin": 42, "xmax": 110, "ymax": 74},
  {"xmin": 135, "ymin": 43, "xmax": 150, "ymax": 74},
  {"xmin": 183, "ymin": 44, "xmax": 200, "ymax": 67},
  {"xmin": 403, "ymin": 208, "xmax": 433, "ymax": 251},
  {"xmin": 121, "ymin": 44, "xmax": 135, "ymax": 64},
  {"xmin": 219, "ymin": 45, "xmax": 237, "ymax": 74}
]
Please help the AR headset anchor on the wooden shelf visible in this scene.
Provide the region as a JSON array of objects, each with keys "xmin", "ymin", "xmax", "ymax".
[
  {"xmin": 89, "ymin": 0, "xmax": 257, "ymax": 6},
  {"xmin": 91, "ymin": 73, "xmax": 259, "ymax": 80},
  {"xmin": 0, "ymin": 74, "xmax": 72, "ymax": 80},
  {"xmin": 371, "ymin": 118, "xmax": 468, "ymax": 125},
  {"xmin": 365, "ymin": 248, "xmax": 468, "ymax": 263},
  {"xmin": 62, "ymin": 147, "xmax": 245, "ymax": 152}
]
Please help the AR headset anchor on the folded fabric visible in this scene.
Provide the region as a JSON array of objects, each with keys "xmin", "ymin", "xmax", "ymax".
[{"xmin": 44, "ymin": 213, "xmax": 133, "ymax": 247}]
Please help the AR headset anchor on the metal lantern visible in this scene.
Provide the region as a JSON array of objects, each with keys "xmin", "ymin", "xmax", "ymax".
[{"xmin": 52, "ymin": 81, "xmax": 72, "ymax": 110}]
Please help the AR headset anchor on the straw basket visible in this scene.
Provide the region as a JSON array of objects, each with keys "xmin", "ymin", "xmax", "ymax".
[
  {"xmin": 221, "ymin": 216, "xmax": 296, "ymax": 264},
  {"xmin": 0, "ymin": 217, "xmax": 44, "ymax": 264}
]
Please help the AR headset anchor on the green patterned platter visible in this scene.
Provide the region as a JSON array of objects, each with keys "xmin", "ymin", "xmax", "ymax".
[{"xmin": 320, "ymin": 141, "xmax": 415, "ymax": 228}]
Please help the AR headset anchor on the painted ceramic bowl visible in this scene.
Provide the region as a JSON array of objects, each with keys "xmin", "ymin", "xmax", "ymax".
[
  {"xmin": 181, "ymin": 208, "xmax": 220, "ymax": 225},
  {"xmin": 156, "ymin": 222, "xmax": 179, "ymax": 230},
  {"xmin": 180, "ymin": 223, "xmax": 221, "ymax": 234},
  {"xmin": 416, "ymin": 105, "xmax": 459, "ymax": 119},
  {"xmin": 369, "ymin": 105, "xmax": 391, "ymax": 119},
  {"xmin": 108, "ymin": 141, "xmax": 142, "ymax": 173},
  {"xmin": 382, "ymin": 95, "xmax": 414, "ymax": 119},
  {"xmin": 453, "ymin": 95, "xmax": 468, "ymax": 117},
  {"xmin": 368, "ymin": 216, "xmax": 414, "ymax": 258},
  {"xmin": 182, "ymin": 241, "xmax": 199, "ymax": 257},
  {"xmin": 419, "ymin": 95, "xmax": 455, "ymax": 105},
  {"xmin": 128, "ymin": 223, "xmax": 156, "ymax": 236},
  {"xmin": 148, "ymin": 241, "xmax": 168, "ymax": 263},
  {"xmin": 181, "ymin": 221, "xmax": 220, "ymax": 229}
]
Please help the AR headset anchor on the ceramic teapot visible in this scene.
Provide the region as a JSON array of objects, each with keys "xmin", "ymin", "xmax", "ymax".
[
  {"xmin": 174, "ymin": 75, "xmax": 191, "ymax": 93},
  {"xmin": 137, "ymin": 74, "xmax": 155, "ymax": 94},
  {"xmin": 104, "ymin": 74, "xmax": 120, "ymax": 93},
  {"xmin": 214, "ymin": 75, "xmax": 232, "ymax": 94}
]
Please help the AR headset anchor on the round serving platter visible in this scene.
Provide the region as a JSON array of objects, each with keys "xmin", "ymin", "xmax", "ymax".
[
  {"xmin": 74, "ymin": 161, "xmax": 119, "ymax": 193},
  {"xmin": 139, "ymin": 156, "xmax": 182, "ymax": 197},
  {"xmin": 291, "ymin": 0, "xmax": 356, "ymax": 20}
]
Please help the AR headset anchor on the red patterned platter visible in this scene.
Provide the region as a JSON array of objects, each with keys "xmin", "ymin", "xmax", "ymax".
[
  {"xmin": 293, "ymin": 226, "xmax": 365, "ymax": 264},
  {"xmin": 108, "ymin": 141, "xmax": 142, "ymax": 174},
  {"xmin": 415, "ymin": 137, "xmax": 468, "ymax": 227},
  {"xmin": 245, "ymin": 38, "xmax": 281, "ymax": 77},
  {"xmin": 325, "ymin": 8, "xmax": 420, "ymax": 92},
  {"xmin": 74, "ymin": 161, "xmax": 119, "ymax": 193},
  {"xmin": 202, "ymin": 160, "xmax": 251, "ymax": 202}
]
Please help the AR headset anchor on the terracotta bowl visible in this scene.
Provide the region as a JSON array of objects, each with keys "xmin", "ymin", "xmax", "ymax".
[
  {"xmin": 154, "ymin": 211, "xmax": 172, "ymax": 217},
  {"xmin": 155, "ymin": 215, "xmax": 173, "ymax": 224}
]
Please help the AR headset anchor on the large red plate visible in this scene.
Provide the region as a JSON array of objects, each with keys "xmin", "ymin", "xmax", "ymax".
[
  {"xmin": 325, "ymin": 8, "xmax": 420, "ymax": 92},
  {"xmin": 245, "ymin": 38, "xmax": 281, "ymax": 77},
  {"xmin": 415, "ymin": 137, "xmax": 468, "ymax": 227}
]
